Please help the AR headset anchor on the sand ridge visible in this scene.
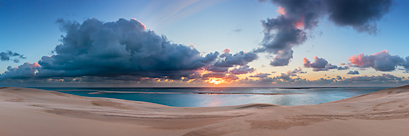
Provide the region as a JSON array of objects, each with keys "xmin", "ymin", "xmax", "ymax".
[{"xmin": 1, "ymin": 86, "xmax": 409, "ymax": 136}]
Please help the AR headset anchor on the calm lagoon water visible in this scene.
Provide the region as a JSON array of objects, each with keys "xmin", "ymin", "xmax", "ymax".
[{"xmin": 36, "ymin": 87, "xmax": 388, "ymax": 107}]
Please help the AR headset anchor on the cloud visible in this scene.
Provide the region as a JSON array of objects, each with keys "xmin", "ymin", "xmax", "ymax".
[
  {"xmin": 202, "ymin": 72, "xmax": 226, "ymax": 79},
  {"xmin": 223, "ymin": 48, "xmax": 230, "ymax": 54},
  {"xmin": 403, "ymin": 56, "xmax": 409, "ymax": 71},
  {"xmin": 1, "ymin": 18, "xmax": 261, "ymax": 85},
  {"xmin": 241, "ymin": 73, "xmax": 409, "ymax": 86},
  {"xmin": 347, "ymin": 70, "xmax": 360, "ymax": 75},
  {"xmin": 324, "ymin": 0, "xmax": 392, "ymax": 34},
  {"xmin": 213, "ymin": 51, "xmax": 258, "ymax": 67},
  {"xmin": 292, "ymin": 67, "xmax": 307, "ymax": 73},
  {"xmin": 341, "ymin": 74, "xmax": 405, "ymax": 85},
  {"xmin": 206, "ymin": 50, "xmax": 258, "ymax": 73},
  {"xmin": 201, "ymin": 72, "xmax": 239, "ymax": 82},
  {"xmin": 232, "ymin": 29, "xmax": 242, "ymax": 32},
  {"xmin": 348, "ymin": 50, "xmax": 408, "ymax": 71},
  {"xmin": 337, "ymin": 66, "xmax": 349, "ymax": 70},
  {"xmin": 250, "ymin": 73, "xmax": 271, "ymax": 78},
  {"xmin": 229, "ymin": 65, "xmax": 255, "ymax": 75},
  {"xmin": 249, "ymin": 67, "xmax": 306, "ymax": 84},
  {"xmin": 0, "ymin": 51, "xmax": 26, "ymax": 63},
  {"xmin": 304, "ymin": 56, "xmax": 327, "ymax": 69},
  {"xmin": 1, "ymin": 62, "xmax": 39, "ymax": 79},
  {"xmin": 206, "ymin": 66, "xmax": 229, "ymax": 72},
  {"xmin": 258, "ymin": 0, "xmax": 392, "ymax": 66},
  {"xmin": 303, "ymin": 56, "xmax": 346, "ymax": 71},
  {"xmin": 269, "ymin": 50, "xmax": 294, "ymax": 66},
  {"xmin": 1, "ymin": 18, "xmax": 223, "ymax": 81},
  {"xmin": 275, "ymin": 67, "xmax": 307, "ymax": 80}
]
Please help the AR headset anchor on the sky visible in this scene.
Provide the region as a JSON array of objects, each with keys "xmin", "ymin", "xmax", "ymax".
[{"xmin": 1, "ymin": 0, "xmax": 409, "ymax": 87}]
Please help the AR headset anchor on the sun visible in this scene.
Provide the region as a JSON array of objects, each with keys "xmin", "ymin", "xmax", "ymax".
[{"xmin": 207, "ymin": 78, "xmax": 226, "ymax": 85}]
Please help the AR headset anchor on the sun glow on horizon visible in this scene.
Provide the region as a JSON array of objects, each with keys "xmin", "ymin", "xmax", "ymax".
[{"xmin": 206, "ymin": 78, "xmax": 227, "ymax": 85}]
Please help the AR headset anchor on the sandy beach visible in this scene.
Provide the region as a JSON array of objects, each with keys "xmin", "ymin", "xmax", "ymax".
[{"xmin": 1, "ymin": 86, "xmax": 409, "ymax": 136}]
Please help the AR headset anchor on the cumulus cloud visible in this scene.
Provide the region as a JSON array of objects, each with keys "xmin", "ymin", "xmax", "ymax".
[
  {"xmin": 213, "ymin": 51, "xmax": 258, "ymax": 67},
  {"xmin": 1, "ymin": 19, "xmax": 261, "ymax": 84},
  {"xmin": 229, "ymin": 65, "xmax": 255, "ymax": 75},
  {"xmin": 268, "ymin": 50, "xmax": 295, "ymax": 66},
  {"xmin": 1, "ymin": 18, "xmax": 224, "ymax": 81},
  {"xmin": 1, "ymin": 62, "xmax": 39, "ymax": 79},
  {"xmin": 0, "ymin": 51, "xmax": 26, "ymax": 63},
  {"xmin": 258, "ymin": 0, "xmax": 392, "ymax": 66},
  {"xmin": 304, "ymin": 56, "xmax": 327, "ymax": 69},
  {"xmin": 206, "ymin": 50, "xmax": 258, "ymax": 73},
  {"xmin": 348, "ymin": 50, "xmax": 409, "ymax": 71},
  {"xmin": 303, "ymin": 56, "xmax": 346, "ymax": 71},
  {"xmin": 347, "ymin": 70, "xmax": 360, "ymax": 75}
]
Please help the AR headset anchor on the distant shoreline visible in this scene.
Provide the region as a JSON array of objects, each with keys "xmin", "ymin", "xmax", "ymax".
[{"xmin": 28, "ymin": 86, "xmax": 394, "ymax": 89}]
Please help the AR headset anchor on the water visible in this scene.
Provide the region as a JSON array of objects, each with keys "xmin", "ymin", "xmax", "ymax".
[{"xmin": 35, "ymin": 87, "xmax": 388, "ymax": 107}]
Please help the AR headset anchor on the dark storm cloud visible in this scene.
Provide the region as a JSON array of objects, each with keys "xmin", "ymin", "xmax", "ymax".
[
  {"xmin": 1, "ymin": 18, "xmax": 261, "ymax": 83},
  {"xmin": 38, "ymin": 18, "xmax": 222, "ymax": 79},
  {"xmin": 347, "ymin": 70, "xmax": 360, "ymax": 75},
  {"xmin": 1, "ymin": 18, "xmax": 222, "ymax": 81},
  {"xmin": 0, "ymin": 51, "xmax": 26, "ymax": 63},
  {"xmin": 258, "ymin": 0, "xmax": 392, "ymax": 66},
  {"xmin": 348, "ymin": 50, "xmax": 409, "ymax": 71},
  {"xmin": 324, "ymin": 0, "xmax": 392, "ymax": 34}
]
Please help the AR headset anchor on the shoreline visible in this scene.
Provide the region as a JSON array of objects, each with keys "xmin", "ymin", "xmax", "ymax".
[{"xmin": 1, "ymin": 86, "xmax": 409, "ymax": 135}]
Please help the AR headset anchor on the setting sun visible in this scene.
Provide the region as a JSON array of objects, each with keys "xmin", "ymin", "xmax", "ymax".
[{"xmin": 207, "ymin": 78, "xmax": 226, "ymax": 85}]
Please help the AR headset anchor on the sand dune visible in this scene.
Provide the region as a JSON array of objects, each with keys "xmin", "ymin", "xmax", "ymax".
[{"xmin": 1, "ymin": 86, "xmax": 409, "ymax": 136}]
